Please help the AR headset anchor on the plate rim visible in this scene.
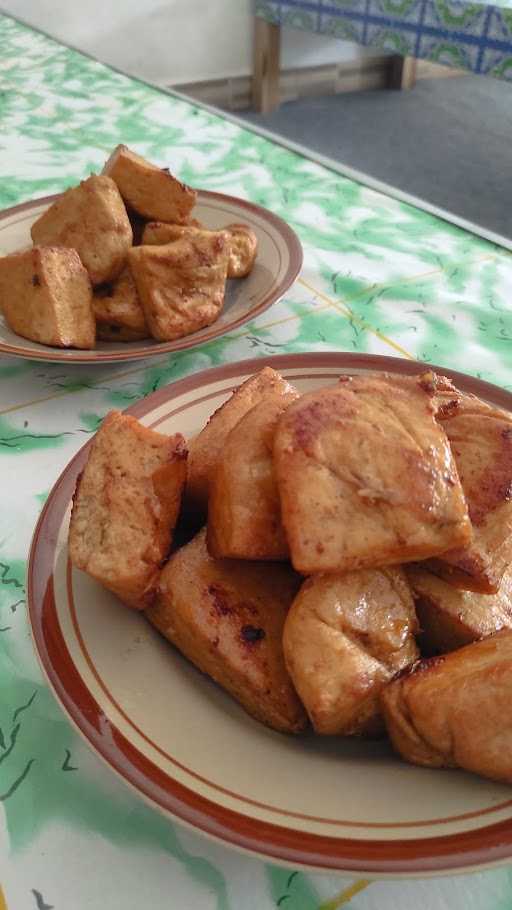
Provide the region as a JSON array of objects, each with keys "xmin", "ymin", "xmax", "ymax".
[
  {"xmin": 27, "ymin": 351, "xmax": 512, "ymax": 876},
  {"xmin": 0, "ymin": 190, "xmax": 303, "ymax": 364}
]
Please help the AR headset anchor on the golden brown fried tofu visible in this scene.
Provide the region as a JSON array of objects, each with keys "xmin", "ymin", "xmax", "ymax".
[
  {"xmin": 93, "ymin": 266, "xmax": 149, "ymax": 341},
  {"xmin": 406, "ymin": 564, "xmax": 512, "ymax": 654},
  {"xmin": 31, "ymin": 175, "xmax": 132, "ymax": 285},
  {"xmin": 69, "ymin": 411, "xmax": 187, "ymax": 609},
  {"xmin": 273, "ymin": 374, "xmax": 471, "ymax": 575},
  {"xmin": 283, "ymin": 569, "xmax": 418, "ymax": 735},
  {"xmin": 103, "ymin": 144, "xmax": 196, "ymax": 223},
  {"xmin": 425, "ymin": 378, "xmax": 512, "ymax": 593},
  {"xmin": 0, "ymin": 246, "xmax": 95, "ymax": 349},
  {"xmin": 146, "ymin": 528, "xmax": 306, "ymax": 733},
  {"xmin": 128, "ymin": 234, "xmax": 229, "ymax": 342},
  {"xmin": 187, "ymin": 367, "xmax": 295, "ymax": 517},
  {"xmin": 224, "ymin": 223, "xmax": 258, "ymax": 278},
  {"xmin": 381, "ymin": 629, "xmax": 512, "ymax": 783},
  {"xmin": 143, "ymin": 221, "xmax": 257, "ymax": 279},
  {"xmin": 208, "ymin": 388, "xmax": 299, "ymax": 560}
]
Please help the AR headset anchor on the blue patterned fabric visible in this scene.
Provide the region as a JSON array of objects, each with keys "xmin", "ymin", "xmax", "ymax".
[{"xmin": 254, "ymin": 0, "xmax": 512, "ymax": 78}]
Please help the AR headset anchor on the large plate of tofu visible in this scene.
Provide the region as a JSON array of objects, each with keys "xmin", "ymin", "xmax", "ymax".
[
  {"xmin": 0, "ymin": 145, "xmax": 302, "ymax": 363},
  {"xmin": 28, "ymin": 352, "xmax": 512, "ymax": 875}
]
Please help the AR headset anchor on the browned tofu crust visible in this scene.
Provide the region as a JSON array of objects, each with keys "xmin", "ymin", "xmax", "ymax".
[
  {"xmin": 128, "ymin": 233, "xmax": 229, "ymax": 342},
  {"xmin": 273, "ymin": 373, "xmax": 472, "ymax": 575},
  {"xmin": 69, "ymin": 411, "xmax": 187, "ymax": 609},
  {"xmin": 103, "ymin": 144, "xmax": 196, "ymax": 223},
  {"xmin": 425, "ymin": 376, "xmax": 512, "ymax": 593},
  {"xmin": 146, "ymin": 528, "xmax": 306, "ymax": 733},
  {"xmin": 30, "ymin": 175, "xmax": 132, "ymax": 285},
  {"xmin": 381, "ymin": 629, "xmax": 512, "ymax": 783},
  {"xmin": 186, "ymin": 367, "xmax": 295, "ymax": 517},
  {"xmin": 207, "ymin": 389, "xmax": 299, "ymax": 560},
  {"xmin": 143, "ymin": 220, "xmax": 258, "ymax": 278},
  {"xmin": 0, "ymin": 245, "xmax": 95, "ymax": 349},
  {"xmin": 406, "ymin": 564, "xmax": 512, "ymax": 653},
  {"xmin": 283, "ymin": 568, "xmax": 418, "ymax": 735},
  {"xmin": 93, "ymin": 266, "xmax": 149, "ymax": 338}
]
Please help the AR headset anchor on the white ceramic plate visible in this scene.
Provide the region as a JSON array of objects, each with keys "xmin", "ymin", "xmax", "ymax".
[
  {"xmin": 28, "ymin": 352, "xmax": 512, "ymax": 876},
  {"xmin": 0, "ymin": 192, "xmax": 302, "ymax": 363}
]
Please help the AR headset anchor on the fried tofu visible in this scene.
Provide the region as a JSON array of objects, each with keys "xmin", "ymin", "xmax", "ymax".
[
  {"xmin": 283, "ymin": 569, "xmax": 418, "ymax": 735},
  {"xmin": 273, "ymin": 374, "xmax": 471, "ymax": 575},
  {"xmin": 143, "ymin": 221, "xmax": 257, "ymax": 278},
  {"xmin": 146, "ymin": 528, "xmax": 306, "ymax": 733},
  {"xmin": 103, "ymin": 144, "xmax": 196, "ymax": 223},
  {"xmin": 207, "ymin": 388, "xmax": 299, "ymax": 560},
  {"xmin": 186, "ymin": 367, "xmax": 295, "ymax": 517},
  {"xmin": 381, "ymin": 629, "xmax": 512, "ymax": 783},
  {"xmin": 128, "ymin": 234, "xmax": 229, "ymax": 342},
  {"xmin": 69, "ymin": 411, "xmax": 187, "ymax": 609},
  {"xmin": 406, "ymin": 564, "xmax": 512, "ymax": 654},
  {"xmin": 426, "ymin": 379, "xmax": 512, "ymax": 593},
  {"xmin": 93, "ymin": 266, "xmax": 149, "ymax": 341},
  {"xmin": 0, "ymin": 246, "xmax": 95, "ymax": 349},
  {"xmin": 31, "ymin": 175, "xmax": 132, "ymax": 285},
  {"xmin": 224, "ymin": 223, "xmax": 258, "ymax": 278}
]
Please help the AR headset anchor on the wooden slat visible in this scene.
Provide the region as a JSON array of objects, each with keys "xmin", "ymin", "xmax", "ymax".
[
  {"xmin": 388, "ymin": 55, "xmax": 418, "ymax": 90},
  {"xmin": 252, "ymin": 18, "xmax": 281, "ymax": 113}
]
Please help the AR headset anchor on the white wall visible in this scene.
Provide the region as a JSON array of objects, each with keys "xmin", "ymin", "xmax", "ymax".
[{"xmin": 1, "ymin": 0, "xmax": 371, "ymax": 86}]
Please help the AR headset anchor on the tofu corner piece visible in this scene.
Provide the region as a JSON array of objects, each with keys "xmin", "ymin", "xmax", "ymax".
[
  {"xmin": 426, "ymin": 381, "xmax": 512, "ymax": 593},
  {"xmin": 186, "ymin": 367, "xmax": 295, "ymax": 517},
  {"xmin": 0, "ymin": 245, "xmax": 95, "ymax": 349},
  {"xmin": 30, "ymin": 175, "xmax": 132, "ymax": 285},
  {"xmin": 406, "ymin": 564, "xmax": 512, "ymax": 654},
  {"xmin": 93, "ymin": 265, "xmax": 149, "ymax": 342},
  {"xmin": 283, "ymin": 568, "xmax": 418, "ymax": 735},
  {"xmin": 207, "ymin": 387, "xmax": 299, "ymax": 560},
  {"xmin": 381, "ymin": 629, "xmax": 512, "ymax": 783},
  {"xmin": 143, "ymin": 220, "xmax": 258, "ymax": 279},
  {"xmin": 69, "ymin": 411, "xmax": 187, "ymax": 609},
  {"xmin": 103, "ymin": 144, "xmax": 197, "ymax": 223},
  {"xmin": 273, "ymin": 373, "xmax": 472, "ymax": 575},
  {"xmin": 146, "ymin": 528, "xmax": 306, "ymax": 733},
  {"xmin": 128, "ymin": 233, "xmax": 229, "ymax": 342}
]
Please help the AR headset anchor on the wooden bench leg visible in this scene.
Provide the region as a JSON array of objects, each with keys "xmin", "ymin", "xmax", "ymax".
[
  {"xmin": 388, "ymin": 55, "xmax": 417, "ymax": 90},
  {"xmin": 252, "ymin": 18, "xmax": 281, "ymax": 113}
]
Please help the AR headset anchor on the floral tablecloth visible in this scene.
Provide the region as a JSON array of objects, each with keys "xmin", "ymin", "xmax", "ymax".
[
  {"xmin": 254, "ymin": 0, "xmax": 512, "ymax": 80},
  {"xmin": 1, "ymin": 12, "xmax": 512, "ymax": 910}
]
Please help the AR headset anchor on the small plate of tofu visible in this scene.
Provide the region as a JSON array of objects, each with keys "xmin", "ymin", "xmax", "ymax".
[
  {"xmin": 28, "ymin": 351, "xmax": 512, "ymax": 875},
  {"xmin": 0, "ymin": 145, "xmax": 302, "ymax": 363}
]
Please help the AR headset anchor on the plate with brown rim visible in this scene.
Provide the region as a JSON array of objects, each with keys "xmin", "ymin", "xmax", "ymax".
[
  {"xmin": 28, "ymin": 352, "xmax": 512, "ymax": 876},
  {"xmin": 0, "ymin": 191, "xmax": 302, "ymax": 364}
]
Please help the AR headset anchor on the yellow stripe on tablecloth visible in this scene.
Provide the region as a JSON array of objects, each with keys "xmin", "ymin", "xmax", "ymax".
[
  {"xmin": 298, "ymin": 277, "xmax": 415, "ymax": 361},
  {"xmin": 319, "ymin": 878, "xmax": 372, "ymax": 910}
]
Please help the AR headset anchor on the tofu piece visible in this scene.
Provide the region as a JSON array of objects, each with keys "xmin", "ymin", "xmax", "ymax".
[
  {"xmin": 31, "ymin": 175, "xmax": 132, "ymax": 285},
  {"xmin": 146, "ymin": 528, "xmax": 306, "ymax": 733},
  {"xmin": 381, "ymin": 629, "xmax": 512, "ymax": 783},
  {"xmin": 143, "ymin": 220, "xmax": 257, "ymax": 278},
  {"xmin": 425, "ymin": 377, "xmax": 512, "ymax": 593},
  {"xmin": 273, "ymin": 374, "xmax": 472, "ymax": 575},
  {"xmin": 69, "ymin": 411, "xmax": 187, "ymax": 609},
  {"xmin": 283, "ymin": 569, "xmax": 418, "ymax": 735},
  {"xmin": 406, "ymin": 564, "xmax": 512, "ymax": 654},
  {"xmin": 187, "ymin": 367, "xmax": 295, "ymax": 516},
  {"xmin": 93, "ymin": 266, "xmax": 149, "ymax": 340},
  {"xmin": 207, "ymin": 388, "xmax": 299, "ymax": 560},
  {"xmin": 103, "ymin": 144, "xmax": 196, "ymax": 223},
  {"xmin": 128, "ymin": 234, "xmax": 228, "ymax": 342},
  {"xmin": 0, "ymin": 245, "xmax": 95, "ymax": 349},
  {"xmin": 224, "ymin": 223, "xmax": 258, "ymax": 278}
]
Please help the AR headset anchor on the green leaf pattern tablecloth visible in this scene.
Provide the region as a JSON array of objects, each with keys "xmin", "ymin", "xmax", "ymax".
[{"xmin": 1, "ymin": 13, "xmax": 512, "ymax": 910}]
